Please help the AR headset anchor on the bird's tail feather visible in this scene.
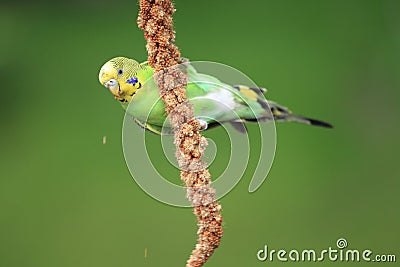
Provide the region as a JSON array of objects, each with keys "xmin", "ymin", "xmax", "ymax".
[
  {"xmin": 276, "ymin": 114, "xmax": 333, "ymax": 128},
  {"xmin": 268, "ymin": 101, "xmax": 333, "ymax": 128}
]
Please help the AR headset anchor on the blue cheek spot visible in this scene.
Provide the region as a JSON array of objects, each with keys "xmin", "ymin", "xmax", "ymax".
[{"xmin": 126, "ymin": 77, "xmax": 138, "ymax": 84}]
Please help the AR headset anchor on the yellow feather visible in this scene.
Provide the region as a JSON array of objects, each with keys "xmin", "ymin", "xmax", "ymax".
[{"xmin": 239, "ymin": 88, "xmax": 259, "ymax": 101}]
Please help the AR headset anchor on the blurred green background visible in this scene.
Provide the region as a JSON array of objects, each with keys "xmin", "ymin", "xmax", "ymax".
[{"xmin": 1, "ymin": 0, "xmax": 399, "ymax": 266}]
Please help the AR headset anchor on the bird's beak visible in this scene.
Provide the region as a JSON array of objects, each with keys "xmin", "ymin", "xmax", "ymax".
[
  {"xmin": 104, "ymin": 80, "xmax": 112, "ymax": 89},
  {"xmin": 104, "ymin": 79, "xmax": 123, "ymax": 97}
]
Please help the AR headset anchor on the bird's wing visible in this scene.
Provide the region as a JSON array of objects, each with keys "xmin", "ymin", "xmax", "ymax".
[{"xmin": 180, "ymin": 62, "xmax": 272, "ymax": 126}]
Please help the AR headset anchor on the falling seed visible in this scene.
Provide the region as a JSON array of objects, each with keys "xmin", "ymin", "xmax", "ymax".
[
  {"xmin": 102, "ymin": 136, "xmax": 107, "ymax": 144},
  {"xmin": 144, "ymin": 247, "xmax": 147, "ymax": 258}
]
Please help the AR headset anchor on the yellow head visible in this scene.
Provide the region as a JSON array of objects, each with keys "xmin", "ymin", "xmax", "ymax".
[{"xmin": 98, "ymin": 57, "xmax": 145, "ymax": 103}]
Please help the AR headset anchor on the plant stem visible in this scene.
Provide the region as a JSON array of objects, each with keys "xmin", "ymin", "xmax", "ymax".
[{"xmin": 137, "ymin": 1, "xmax": 223, "ymax": 266}]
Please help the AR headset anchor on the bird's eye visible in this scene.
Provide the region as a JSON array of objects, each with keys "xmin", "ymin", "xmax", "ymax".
[{"xmin": 117, "ymin": 69, "xmax": 123, "ymax": 75}]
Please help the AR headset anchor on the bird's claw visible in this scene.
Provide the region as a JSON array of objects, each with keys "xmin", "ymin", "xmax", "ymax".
[{"xmin": 198, "ymin": 119, "xmax": 208, "ymax": 130}]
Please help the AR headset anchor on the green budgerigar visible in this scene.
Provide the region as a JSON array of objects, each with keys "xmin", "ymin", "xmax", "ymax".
[{"xmin": 98, "ymin": 57, "xmax": 332, "ymax": 134}]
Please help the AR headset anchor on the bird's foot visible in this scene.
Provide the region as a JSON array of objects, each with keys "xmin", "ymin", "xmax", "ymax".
[{"xmin": 198, "ymin": 119, "xmax": 208, "ymax": 131}]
